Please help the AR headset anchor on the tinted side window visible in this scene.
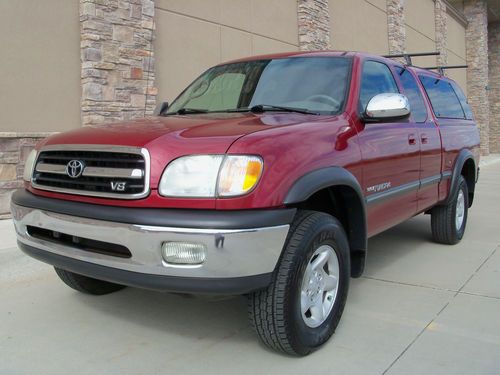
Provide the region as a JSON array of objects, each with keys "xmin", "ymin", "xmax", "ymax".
[
  {"xmin": 419, "ymin": 75, "xmax": 465, "ymax": 119},
  {"xmin": 450, "ymin": 82, "xmax": 473, "ymax": 120},
  {"xmin": 396, "ymin": 68, "xmax": 428, "ymax": 122},
  {"xmin": 359, "ymin": 61, "xmax": 399, "ymax": 110}
]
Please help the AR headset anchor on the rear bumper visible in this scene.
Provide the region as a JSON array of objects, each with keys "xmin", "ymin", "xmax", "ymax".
[{"xmin": 11, "ymin": 190, "xmax": 295, "ymax": 294}]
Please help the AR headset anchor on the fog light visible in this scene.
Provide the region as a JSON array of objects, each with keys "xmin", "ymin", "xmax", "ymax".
[{"xmin": 161, "ymin": 242, "xmax": 207, "ymax": 265}]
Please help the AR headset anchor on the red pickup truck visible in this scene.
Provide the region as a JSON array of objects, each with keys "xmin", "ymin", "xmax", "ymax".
[{"xmin": 11, "ymin": 51, "xmax": 480, "ymax": 356}]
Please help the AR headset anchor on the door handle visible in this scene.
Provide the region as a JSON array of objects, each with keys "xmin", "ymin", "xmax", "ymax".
[
  {"xmin": 408, "ymin": 134, "xmax": 417, "ymax": 145},
  {"xmin": 421, "ymin": 133, "xmax": 429, "ymax": 144}
]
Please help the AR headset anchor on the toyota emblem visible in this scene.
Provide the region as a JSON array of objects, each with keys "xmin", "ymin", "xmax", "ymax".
[{"xmin": 66, "ymin": 160, "xmax": 85, "ymax": 178}]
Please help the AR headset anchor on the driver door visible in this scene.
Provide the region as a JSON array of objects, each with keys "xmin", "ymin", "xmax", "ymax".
[{"xmin": 356, "ymin": 60, "xmax": 420, "ymax": 236}]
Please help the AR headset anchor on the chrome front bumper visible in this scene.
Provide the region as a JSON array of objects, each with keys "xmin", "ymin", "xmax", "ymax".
[{"xmin": 11, "ymin": 201, "xmax": 290, "ymax": 293}]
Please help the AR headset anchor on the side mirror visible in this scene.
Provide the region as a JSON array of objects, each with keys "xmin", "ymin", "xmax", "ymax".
[
  {"xmin": 154, "ymin": 101, "xmax": 169, "ymax": 116},
  {"xmin": 364, "ymin": 93, "xmax": 410, "ymax": 122}
]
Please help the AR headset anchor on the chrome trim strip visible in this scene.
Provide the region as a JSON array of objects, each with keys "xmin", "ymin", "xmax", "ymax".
[
  {"xmin": 442, "ymin": 170, "xmax": 452, "ymax": 179},
  {"xmin": 366, "ymin": 180, "xmax": 420, "ymax": 205},
  {"xmin": 82, "ymin": 167, "xmax": 144, "ymax": 179},
  {"xmin": 11, "ymin": 203, "xmax": 289, "ymax": 278},
  {"xmin": 35, "ymin": 163, "xmax": 66, "ymax": 175},
  {"xmin": 31, "ymin": 145, "xmax": 150, "ymax": 200},
  {"xmin": 366, "ymin": 172, "xmax": 448, "ymax": 205},
  {"xmin": 36, "ymin": 163, "xmax": 144, "ymax": 179},
  {"xmin": 420, "ymin": 174, "xmax": 443, "ymax": 188}
]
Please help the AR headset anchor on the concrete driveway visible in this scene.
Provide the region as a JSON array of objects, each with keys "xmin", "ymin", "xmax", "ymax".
[{"xmin": 1, "ymin": 161, "xmax": 499, "ymax": 375}]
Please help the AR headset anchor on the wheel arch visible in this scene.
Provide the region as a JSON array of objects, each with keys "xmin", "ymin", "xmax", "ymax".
[
  {"xmin": 446, "ymin": 149, "xmax": 477, "ymax": 207},
  {"xmin": 283, "ymin": 167, "xmax": 367, "ymax": 278}
]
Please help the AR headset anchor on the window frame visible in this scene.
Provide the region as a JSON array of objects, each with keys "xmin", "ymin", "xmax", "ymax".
[
  {"xmin": 418, "ymin": 74, "xmax": 466, "ymax": 120},
  {"xmin": 358, "ymin": 59, "xmax": 400, "ymax": 115},
  {"xmin": 165, "ymin": 56, "xmax": 354, "ymax": 116},
  {"xmin": 450, "ymin": 81, "xmax": 474, "ymax": 120},
  {"xmin": 395, "ymin": 67, "xmax": 429, "ymax": 123}
]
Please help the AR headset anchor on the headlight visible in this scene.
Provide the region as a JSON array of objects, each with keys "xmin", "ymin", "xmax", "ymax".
[
  {"xmin": 159, "ymin": 155, "xmax": 223, "ymax": 197},
  {"xmin": 159, "ymin": 155, "xmax": 263, "ymax": 198},
  {"xmin": 23, "ymin": 150, "xmax": 37, "ymax": 182},
  {"xmin": 217, "ymin": 155, "xmax": 263, "ymax": 197}
]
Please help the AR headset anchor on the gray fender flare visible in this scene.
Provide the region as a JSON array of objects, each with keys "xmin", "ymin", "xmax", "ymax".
[
  {"xmin": 284, "ymin": 167, "xmax": 367, "ymax": 277},
  {"xmin": 445, "ymin": 149, "xmax": 476, "ymax": 205}
]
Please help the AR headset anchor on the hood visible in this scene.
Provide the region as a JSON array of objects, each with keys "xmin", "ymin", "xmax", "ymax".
[{"xmin": 41, "ymin": 112, "xmax": 319, "ymax": 189}]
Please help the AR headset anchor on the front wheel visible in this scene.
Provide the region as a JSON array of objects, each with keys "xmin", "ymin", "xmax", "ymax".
[{"xmin": 247, "ymin": 210, "xmax": 350, "ymax": 356}]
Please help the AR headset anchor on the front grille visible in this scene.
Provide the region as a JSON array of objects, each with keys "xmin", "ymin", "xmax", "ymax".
[
  {"xmin": 27, "ymin": 226, "xmax": 132, "ymax": 258},
  {"xmin": 32, "ymin": 147, "xmax": 149, "ymax": 199}
]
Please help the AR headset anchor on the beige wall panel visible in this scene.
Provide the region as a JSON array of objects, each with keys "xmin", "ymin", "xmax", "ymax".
[
  {"xmin": 221, "ymin": 27, "xmax": 253, "ymax": 62},
  {"xmin": 252, "ymin": 35, "xmax": 298, "ymax": 55},
  {"xmin": 406, "ymin": 27, "xmax": 437, "ymax": 67},
  {"xmin": 155, "ymin": 0, "xmax": 220, "ymax": 24},
  {"xmin": 364, "ymin": 0, "xmax": 386, "ymax": 11},
  {"xmin": 0, "ymin": 0, "xmax": 80, "ymax": 133},
  {"xmin": 330, "ymin": 0, "xmax": 388, "ymax": 54},
  {"xmin": 447, "ymin": 16, "xmax": 466, "ymax": 59},
  {"xmin": 156, "ymin": 0, "xmax": 298, "ymax": 46},
  {"xmin": 405, "ymin": 0, "xmax": 436, "ymax": 41},
  {"xmin": 155, "ymin": 11, "xmax": 220, "ymax": 102},
  {"xmin": 220, "ymin": 0, "xmax": 253, "ymax": 32},
  {"xmin": 447, "ymin": 52, "xmax": 467, "ymax": 95},
  {"xmin": 251, "ymin": 0, "xmax": 299, "ymax": 45}
]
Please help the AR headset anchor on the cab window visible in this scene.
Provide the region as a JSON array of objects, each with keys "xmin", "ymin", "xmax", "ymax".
[
  {"xmin": 450, "ymin": 82, "xmax": 473, "ymax": 120},
  {"xmin": 419, "ymin": 75, "xmax": 465, "ymax": 119},
  {"xmin": 359, "ymin": 61, "xmax": 399, "ymax": 111},
  {"xmin": 396, "ymin": 68, "xmax": 427, "ymax": 122}
]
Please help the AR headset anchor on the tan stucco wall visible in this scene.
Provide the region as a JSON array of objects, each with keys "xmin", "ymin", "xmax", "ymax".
[
  {"xmin": 447, "ymin": 14, "xmax": 467, "ymax": 94},
  {"xmin": 0, "ymin": 0, "xmax": 81, "ymax": 133},
  {"xmin": 329, "ymin": 0, "xmax": 389, "ymax": 54},
  {"xmin": 404, "ymin": 0, "xmax": 466, "ymax": 94},
  {"xmin": 404, "ymin": 0, "xmax": 437, "ymax": 67},
  {"xmin": 155, "ymin": 0, "xmax": 300, "ymax": 103}
]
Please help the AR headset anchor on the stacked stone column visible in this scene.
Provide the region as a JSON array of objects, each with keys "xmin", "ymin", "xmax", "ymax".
[
  {"xmin": 464, "ymin": 0, "xmax": 490, "ymax": 155},
  {"xmin": 0, "ymin": 134, "xmax": 54, "ymax": 216},
  {"xmin": 435, "ymin": 0, "xmax": 448, "ymax": 67},
  {"xmin": 387, "ymin": 0, "xmax": 406, "ymax": 55},
  {"xmin": 80, "ymin": 0, "xmax": 157, "ymax": 126},
  {"xmin": 488, "ymin": 21, "xmax": 500, "ymax": 154},
  {"xmin": 297, "ymin": 0, "xmax": 331, "ymax": 51}
]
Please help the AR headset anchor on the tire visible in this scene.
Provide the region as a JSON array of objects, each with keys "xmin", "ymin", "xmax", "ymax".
[
  {"xmin": 247, "ymin": 210, "xmax": 350, "ymax": 356},
  {"xmin": 431, "ymin": 175, "xmax": 469, "ymax": 245},
  {"xmin": 54, "ymin": 267, "xmax": 126, "ymax": 295}
]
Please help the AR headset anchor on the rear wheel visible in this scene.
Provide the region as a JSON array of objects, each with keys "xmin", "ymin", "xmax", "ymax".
[
  {"xmin": 247, "ymin": 210, "xmax": 350, "ymax": 356},
  {"xmin": 54, "ymin": 268, "xmax": 126, "ymax": 295},
  {"xmin": 431, "ymin": 175, "xmax": 469, "ymax": 245}
]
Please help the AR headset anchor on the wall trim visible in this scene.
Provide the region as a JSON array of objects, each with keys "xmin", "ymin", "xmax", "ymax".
[
  {"xmin": 442, "ymin": 0, "xmax": 468, "ymax": 26},
  {"xmin": 0, "ymin": 132, "xmax": 57, "ymax": 138}
]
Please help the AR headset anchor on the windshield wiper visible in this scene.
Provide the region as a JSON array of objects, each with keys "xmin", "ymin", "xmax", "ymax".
[
  {"xmin": 248, "ymin": 104, "xmax": 319, "ymax": 115},
  {"xmin": 168, "ymin": 108, "xmax": 209, "ymax": 115}
]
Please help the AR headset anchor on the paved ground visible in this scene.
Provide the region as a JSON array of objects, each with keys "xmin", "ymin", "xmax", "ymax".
[{"xmin": 1, "ymin": 161, "xmax": 499, "ymax": 375}]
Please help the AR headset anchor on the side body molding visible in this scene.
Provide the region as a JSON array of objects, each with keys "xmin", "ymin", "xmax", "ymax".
[
  {"xmin": 284, "ymin": 167, "xmax": 367, "ymax": 278},
  {"xmin": 445, "ymin": 149, "xmax": 476, "ymax": 205}
]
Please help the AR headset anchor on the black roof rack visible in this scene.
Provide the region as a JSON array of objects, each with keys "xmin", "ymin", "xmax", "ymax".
[
  {"xmin": 423, "ymin": 65, "xmax": 468, "ymax": 75},
  {"xmin": 383, "ymin": 52, "xmax": 468, "ymax": 75},
  {"xmin": 383, "ymin": 52, "xmax": 440, "ymax": 65}
]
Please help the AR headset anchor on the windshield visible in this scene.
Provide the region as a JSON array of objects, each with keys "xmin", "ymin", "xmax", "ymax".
[{"xmin": 166, "ymin": 57, "xmax": 351, "ymax": 115}]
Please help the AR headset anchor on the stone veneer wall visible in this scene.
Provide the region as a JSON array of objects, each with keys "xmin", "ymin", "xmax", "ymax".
[
  {"xmin": 387, "ymin": 0, "xmax": 406, "ymax": 54},
  {"xmin": 464, "ymin": 0, "xmax": 489, "ymax": 155},
  {"xmin": 489, "ymin": 21, "xmax": 500, "ymax": 153},
  {"xmin": 435, "ymin": 0, "xmax": 448, "ymax": 66},
  {"xmin": 0, "ymin": 134, "xmax": 55, "ymax": 217},
  {"xmin": 297, "ymin": 0, "xmax": 331, "ymax": 51},
  {"xmin": 80, "ymin": 0, "xmax": 157, "ymax": 125}
]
